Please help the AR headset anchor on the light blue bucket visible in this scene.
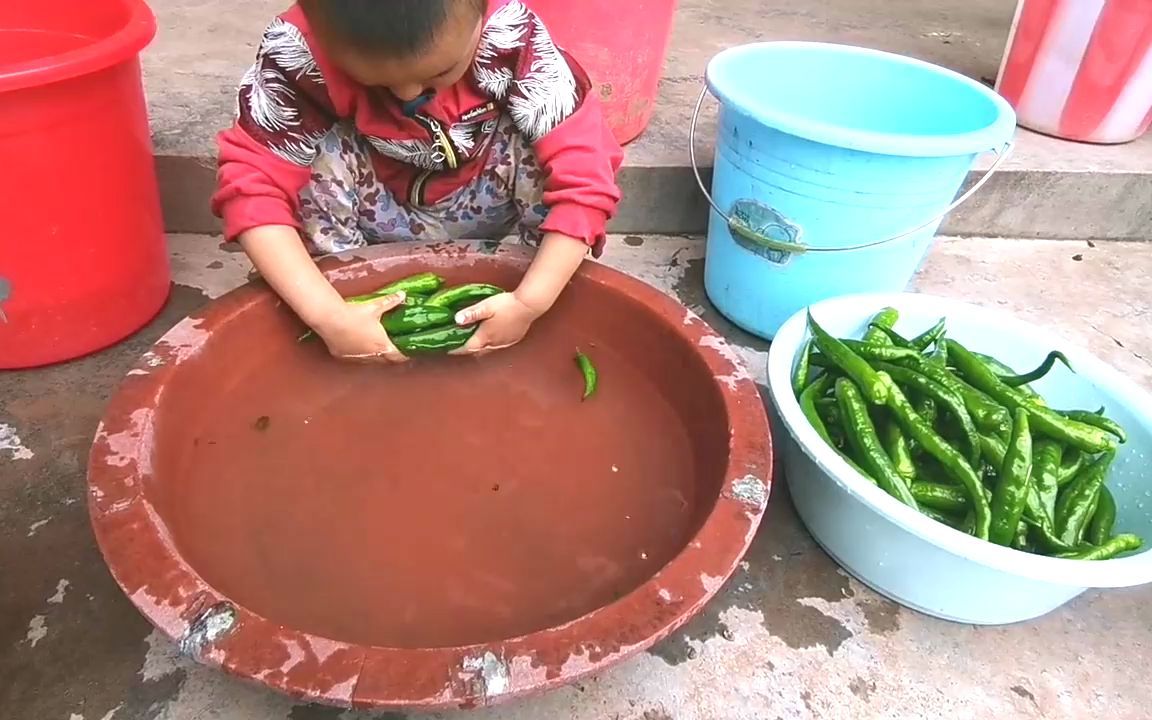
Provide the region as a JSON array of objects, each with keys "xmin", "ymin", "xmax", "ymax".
[{"xmin": 691, "ymin": 42, "xmax": 1017, "ymax": 340}]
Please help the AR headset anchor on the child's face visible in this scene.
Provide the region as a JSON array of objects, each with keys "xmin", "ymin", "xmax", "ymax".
[{"xmin": 327, "ymin": 7, "xmax": 483, "ymax": 103}]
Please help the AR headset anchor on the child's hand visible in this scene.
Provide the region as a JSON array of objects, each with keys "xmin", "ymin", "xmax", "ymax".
[
  {"xmin": 313, "ymin": 292, "xmax": 409, "ymax": 363},
  {"xmin": 449, "ymin": 292, "xmax": 542, "ymax": 356}
]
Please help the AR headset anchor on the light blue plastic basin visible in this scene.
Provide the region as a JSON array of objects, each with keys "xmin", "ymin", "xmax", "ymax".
[{"xmin": 766, "ymin": 293, "xmax": 1152, "ymax": 624}]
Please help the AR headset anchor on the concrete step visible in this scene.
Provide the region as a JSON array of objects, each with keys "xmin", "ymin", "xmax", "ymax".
[{"xmin": 147, "ymin": 0, "xmax": 1152, "ymax": 240}]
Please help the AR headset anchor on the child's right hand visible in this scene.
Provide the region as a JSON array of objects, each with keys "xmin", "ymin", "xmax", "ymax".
[{"xmin": 312, "ymin": 292, "xmax": 409, "ymax": 364}]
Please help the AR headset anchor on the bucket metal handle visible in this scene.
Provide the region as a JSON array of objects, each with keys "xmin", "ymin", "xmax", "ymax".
[{"xmin": 689, "ymin": 86, "xmax": 1014, "ymax": 255}]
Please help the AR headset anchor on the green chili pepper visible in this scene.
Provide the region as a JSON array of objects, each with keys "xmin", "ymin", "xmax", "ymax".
[
  {"xmin": 920, "ymin": 505, "xmax": 966, "ymax": 529},
  {"xmin": 424, "ymin": 283, "xmax": 505, "ymax": 310},
  {"xmin": 575, "ymin": 349, "xmax": 597, "ymax": 400},
  {"xmin": 801, "ymin": 375, "xmax": 869, "ymax": 477},
  {"xmin": 989, "ymin": 409, "xmax": 1034, "ymax": 546},
  {"xmin": 996, "ymin": 351, "xmax": 1072, "ymax": 387},
  {"xmin": 873, "ymin": 362, "xmax": 980, "ymax": 467},
  {"xmin": 1055, "ymin": 450, "xmax": 1116, "ymax": 547},
  {"xmin": 929, "ymin": 338, "xmax": 949, "ymax": 366},
  {"xmin": 861, "ymin": 307, "xmax": 900, "ymax": 345},
  {"xmin": 834, "ymin": 379, "xmax": 918, "ymax": 508},
  {"xmin": 881, "ymin": 421, "xmax": 916, "ymax": 483},
  {"xmin": 944, "ymin": 340, "xmax": 1116, "ymax": 454},
  {"xmin": 910, "ymin": 481, "xmax": 969, "ymax": 513},
  {"xmin": 901, "ymin": 357, "xmax": 1010, "ymax": 435},
  {"xmin": 807, "ymin": 314, "xmax": 895, "ymax": 405},
  {"xmin": 1031, "ymin": 440, "xmax": 1062, "ymax": 526},
  {"xmin": 914, "ymin": 395, "xmax": 938, "ymax": 426},
  {"xmin": 381, "ymin": 305, "xmax": 455, "ymax": 336},
  {"xmin": 1012, "ymin": 520, "xmax": 1033, "ymax": 552},
  {"xmin": 393, "ymin": 325, "xmax": 477, "ymax": 354},
  {"xmin": 884, "ymin": 383, "xmax": 990, "ymax": 539},
  {"xmin": 799, "ymin": 375, "xmax": 837, "ymax": 445},
  {"xmin": 869, "ymin": 324, "xmax": 914, "ymax": 348},
  {"xmin": 792, "ymin": 339, "xmax": 815, "ymax": 396},
  {"xmin": 346, "ymin": 272, "xmax": 445, "ymax": 304},
  {"xmin": 1056, "ymin": 409, "xmax": 1127, "ymax": 444},
  {"xmin": 816, "ymin": 398, "xmax": 847, "ymax": 450},
  {"xmin": 1056, "ymin": 533, "xmax": 1142, "ymax": 560},
  {"xmin": 978, "ymin": 433, "xmax": 1007, "ymax": 469},
  {"xmin": 840, "ymin": 339, "xmax": 924, "ymax": 363},
  {"xmin": 1087, "ymin": 485, "xmax": 1118, "ymax": 547},
  {"xmin": 909, "ymin": 318, "xmax": 947, "ymax": 352},
  {"xmin": 1057, "ymin": 449, "xmax": 1085, "ymax": 487}
]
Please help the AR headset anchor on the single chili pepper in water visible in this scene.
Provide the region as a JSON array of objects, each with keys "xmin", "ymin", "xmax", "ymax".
[
  {"xmin": 1056, "ymin": 409, "xmax": 1128, "ymax": 444},
  {"xmin": 989, "ymin": 409, "xmax": 1034, "ymax": 546},
  {"xmin": 807, "ymin": 313, "xmax": 894, "ymax": 405},
  {"xmin": 792, "ymin": 339, "xmax": 814, "ymax": 396},
  {"xmin": 424, "ymin": 283, "xmax": 505, "ymax": 310},
  {"xmin": 1056, "ymin": 533, "xmax": 1142, "ymax": 560},
  {"xmin": 884, "ymin": 382, "xmax": 990, "ymax": 539},
  {"xmin": 393, "ymin": 325, "xmax": 477, "ymax": 354},
  {"xmin": 861, "ymin": 307, "xmax": 900, "ymax": 345},
  {"xmin": 346, "ymin": 272, "xmax": 445, "ymax": 304},
  {"xmin": 873, "ymin": 362, "xmax": 981, "ymax": 467},
  {"xmin": 575, "ymin": 349, "xmax": 598, "ymax": 400},
  {"xmin": 1055, "ymin": 450, "xmax": 1116, "ymax": 547},
  {"xmin": 1087, "ymin": 485, "xmax": 1118, "ymax": 547},
  {"xmin": 944, "ymin": 340, "xmax": 1117, "ymax": 454},
  {"xmin": 834, "ymin": 379, "xmax": 918, "ymax": 509}
]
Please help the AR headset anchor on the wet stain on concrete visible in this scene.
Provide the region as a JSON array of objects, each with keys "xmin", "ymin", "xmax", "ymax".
[
  {"xmin": 849, "ymin": 675, "xmax": 875, "ymax": 701},
  {"xmin": 206, "ymin": 260, "xmax": 225, "ymax": 269},
  {"xmin": 623, "ymin": 235, "xmax": 646, "ymax": 247},
  {"xmin": 288, "ymin": 704, "xmax": 364, "ymax": 720},
  {"xmin": 1010, "ymin": 684, "xmax": 1038, "ymax": 704},
  {"xmin": 858, "ymin": 596, "xmax": 902, "ymax": 635},
  {"xmin": 0, "ymin": 283, "xmax": 211, "ymax": 719},
  {"xmin": 668, "ymin": 257, "xmax": 770, "ymax": 353},
  {"xmin": 642, "ymin": 708, "xmax": 675, "ymax": 720},
  {"xmin": 115, "ymin": 667, "xmax": 189, "ymax": 720},
  {"xmin": 649, "ymin": 475, "xmax": 855, "ymax": 665}
]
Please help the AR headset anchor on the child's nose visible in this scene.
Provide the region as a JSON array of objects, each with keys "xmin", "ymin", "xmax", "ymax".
[{"xmin": 390, "ymin": 85, "xmax": 427, "ymax": 103}]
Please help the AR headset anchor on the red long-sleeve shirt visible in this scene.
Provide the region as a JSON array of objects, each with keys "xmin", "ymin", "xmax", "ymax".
[{"xmin": 212, "ymin": 0, "xmax": 623, "ymax": 255}]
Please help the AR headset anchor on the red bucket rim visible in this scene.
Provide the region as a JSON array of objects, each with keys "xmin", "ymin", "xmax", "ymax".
[{"xmin": 0, "ymin": 0, "xmax": 156, "ymax": 93}]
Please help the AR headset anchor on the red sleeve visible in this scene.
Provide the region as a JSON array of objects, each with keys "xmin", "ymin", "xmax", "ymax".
[
  {"xmin": 211, "ymin": 15, "xmax": 337, "ymax": 241},
  {"xmin": 473, "ymin": 1, "xmax": 623, "ymax": 256}
]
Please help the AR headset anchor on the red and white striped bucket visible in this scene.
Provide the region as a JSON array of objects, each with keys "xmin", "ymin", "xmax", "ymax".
[{"xmin": 996, "ymin": 0, "xmax": 1152, "ymax": 144}]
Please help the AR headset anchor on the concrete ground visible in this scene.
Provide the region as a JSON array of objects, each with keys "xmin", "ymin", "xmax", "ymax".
[
  {"xmin": 3, "ymin": 234, "xmax": 1152, "ymax": 720},
  {"xmin": 145, "ymin": 0, "xmax": 1152, "ymax": 240}
]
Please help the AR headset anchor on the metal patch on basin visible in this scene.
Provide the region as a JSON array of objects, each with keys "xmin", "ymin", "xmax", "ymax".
[{"xmin": 728, "ymin": 200, "xmax": 806, "ymax": 266}]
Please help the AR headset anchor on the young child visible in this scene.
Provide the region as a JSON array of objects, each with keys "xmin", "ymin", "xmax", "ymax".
[{"xmin": 213, "ymin": 0, "xmax": 623, "ymax": 362}]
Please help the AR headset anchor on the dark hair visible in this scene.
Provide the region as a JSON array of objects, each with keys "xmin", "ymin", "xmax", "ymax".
[{"xmin": 299, "ymin": 0, "xmax": 486, "ymax": 58}]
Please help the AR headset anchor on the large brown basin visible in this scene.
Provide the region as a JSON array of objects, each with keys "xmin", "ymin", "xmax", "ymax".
[{"xmin": 88, "ymin": 243, "xmax": 772, "ymax": 709}]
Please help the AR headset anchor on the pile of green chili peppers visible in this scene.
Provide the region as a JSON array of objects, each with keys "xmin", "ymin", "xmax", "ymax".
[
  {"xmin": 298, "ymin": 272, "xmax": 505, "ymax": 353},
  {"xmin": 793, "ymin": 307, "xmax": 1141, "ymax": 561}
]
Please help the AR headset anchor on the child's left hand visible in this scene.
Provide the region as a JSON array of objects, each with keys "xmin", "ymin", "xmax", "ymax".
[{"xmin": 449, "ymin": 292, "xmax": 543, "ymax": 356}]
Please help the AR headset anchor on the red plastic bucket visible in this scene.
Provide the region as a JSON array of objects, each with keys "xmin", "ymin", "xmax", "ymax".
[
  {"xmin": 996, "ymin": 0, "xmax": 1152, "ymax": 144},
  {"xmin": 528, "ymin": 0, "xmax": 677, "ymax": 145},
  {"xmin": 0, "ymin": 0, "xmax": 169, "ymax": 369}
]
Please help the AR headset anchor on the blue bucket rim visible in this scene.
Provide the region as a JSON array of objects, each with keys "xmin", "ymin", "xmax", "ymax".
[{"xmin": 705, "ymin": 41, "xmax": 1017, "ymax": 158}]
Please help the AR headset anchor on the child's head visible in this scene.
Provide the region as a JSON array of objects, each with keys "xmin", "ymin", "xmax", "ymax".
[{"xmin": 299, "ymin": 0, "xmax": 487, "ymax": 101}]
